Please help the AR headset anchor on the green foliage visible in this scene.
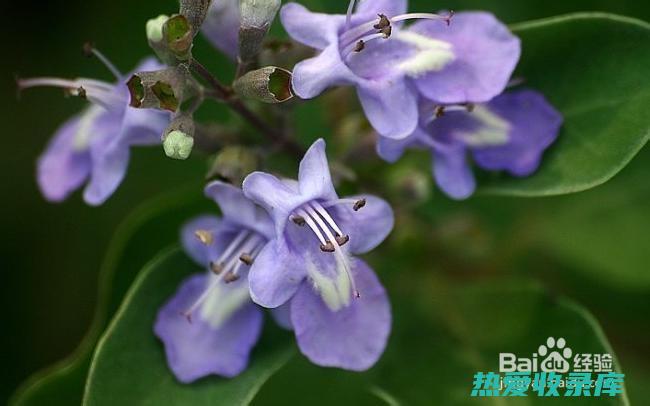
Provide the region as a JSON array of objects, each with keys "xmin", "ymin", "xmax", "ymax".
[
  {"xmin": 83, "ymin": 248, "xmax": 294, "ymax": 406},
  {"xmin": 481, "ymin": 14, "xmax": 650, "ymax": 196}
]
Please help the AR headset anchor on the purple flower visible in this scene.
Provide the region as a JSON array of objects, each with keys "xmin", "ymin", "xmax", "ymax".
[
  {"xmin": 378, "ymin": 89, "xmax": 564, "ymax": 199},
  {"xmin": 19, "ymin": 55, "xmax": 169, "ymax": 205},
  {"xmin": 243, "ymin": 139, "xmax": 393, "ymax": 371},
  {"xmin": 202, "ymin": 0, "xmax": 240, "ymax": 60},
  {"xmin": 280, "ymin": 0, "xmax": 520, "ymax": 139},
  {"xmin": 154, "ymin": 181, "xmax": 282, "ymax": 382}
]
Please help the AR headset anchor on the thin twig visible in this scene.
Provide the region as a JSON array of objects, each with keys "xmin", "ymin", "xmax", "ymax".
[{"xmin": 189, "ymin": 59, "xmax": 304, "ymax": 157}]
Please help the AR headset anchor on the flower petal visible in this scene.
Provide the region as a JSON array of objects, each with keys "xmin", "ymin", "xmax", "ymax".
[
  {"xmin": 411, "ymin": 12, "xmax": 520, "ymax": 104},
  {"xmin": 357, "ymin": 78, "xmax": 418, "ymax": 139},
  {"xmin": 201, "ymin": 0, "xmax": 240, "ymax": 60},
  {"xmin": 243, "ymin": 171, "xmax": 303, "ymax": 228},
  {"xmin": 292, "ymin": 45, "xmax": 358, "ymax": 99},
  {"xmin": 37, "ymin": 114, "xmax": 91, "ymax": 202},
  {"xmin": 298, "ymin": 139, "xmax": 338, "ymax": 201},
  {"xmin": 472, "ymin": 90, "xmax": 563, "ymax": 176},
  {"xmin": 248, "ymin": 241, "xmax": 306, "ymax": 308},
  {"xmin": 204, "ymin": 181, "xmax": 275, "ymax": 239},
  {"xmin": 119, "ymin": 106, "xmax": 169, "ymax": 146},
  {"xmin": 432, "ymin": 142, "xmax": 476, "ymax": 200},
  {"xmin": 290, "ymin": 258, "xmax": 391, "ymax": 371},
  {"xmin": 280, "ymin": 3, "xmax": 343, "ymax": 50},
  {"xmin": 355, "ymin": 0, "xmax": 407, "ymax": 17},
  {"xmin": 376, "ymin": 127, "xmax": 427, "ymax": 163},
  {"xmin": 180, "ymin": 215, "xmax": 222, "ymax": 265},
  {"xmin": 330, "ymin": 195, "xmax": 394, "ymax": 254},
  {"xmin": 154, "ymin": 274, "xmax": 263, "ymax": 382},
  {"xmin": 270, "ymin": 302, "xmax": 293, "ymax": 330}
]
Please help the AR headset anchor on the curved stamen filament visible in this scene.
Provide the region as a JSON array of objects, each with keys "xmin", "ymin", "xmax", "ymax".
[
  {"xmin": 17, "ymin": 77, "xmax": 121, "ymax": 110},
  {"xmin": 297, "ymin": 208, "xmax": 328, "ymax": 246},
  {"xmin": 305, "ymin": 206, "xmax": 359, "ymax": 298},
  {"xmin": 339, "ymin": 12, "xmax": 453, "ymax": 50},
  {"xmin": 345, "ymin": 0, "xmax": 357, "ymax": 28},
  {"xmin": 310, "ymin": 202, "xmax": 344, "ymax": 238},
  {"xmin": 89, "ymin": 47, "xmax": 123, "ymax": 80},
  {"xmin": 342, "ymin": 33, "xmax": 386, "ymax": 58}
]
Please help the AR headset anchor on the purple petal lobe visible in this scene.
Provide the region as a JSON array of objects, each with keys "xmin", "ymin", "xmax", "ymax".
[
  {"xmin": 355, "ymin": 0, "xmax": 407, "ymax": 17},
  {"xmin": 37, "ymin": 115, "xmax": 91, "ymax": 202},
  {"xmin": 329, "ymin": 195, "xmax": 394, "ymax": 254},
  {"xmin": 432, "ymin": 142, "xmax": 476, "ymax": 200},
  {"xmin": 204, "ymin": 181, "xmax": 275, "ymax": 239},
  {"xmin": 411, "ymin": 12, "xmax": 520, "ymax": 104},
  {"xmin": 290, "ymin": 259, "xmax": 391, "ymax": 371},
  {"xmin": 292, "ymin": 45, "xmax": 358, "ymax": 99},
  {"xmin": 298, "ymin": 139, "xmax": 337, "ymax": 201},
  {"xmin": 472, "ymin": 90, "xmax": 563, "ymax": 176},
  {"xmin": 270, "ymin": 302, "xmax": 293, "ymax": 330},
  {"xmin": 248, "ymin": 241, "xmax": 306, "ymax": 308},
  {"xmin": 376, "ymin": 127, "xmax": 426, "ymax": 163},
  {"xmin": 154, "ymin": 274, "xmax": 263, "ymax": 382},
  {"xmin": 357, "ymin": 79, "xmax": 418, "ymax": 139},
  {"xmin": 202, "ymin": 0, "xmax": 240, "ymax": 60},
  {"xmin": 280, "ymin": 3, "xmax": 342, "ymax": 50},
  {"xmin": 243, "ymin": 171, "xmax": 303, "ymax": 231}
]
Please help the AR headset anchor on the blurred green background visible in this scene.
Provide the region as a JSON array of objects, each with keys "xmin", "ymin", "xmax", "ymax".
[{"xmin": 2, "ymin": 0, "xmax": 649, "ymax": 404}]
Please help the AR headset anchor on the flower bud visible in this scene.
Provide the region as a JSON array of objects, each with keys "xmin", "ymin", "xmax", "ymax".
[
  {"xmin": 146, "ymin": 15, "xmax": 177, "ymax": 65},
  {"xmin": 239, "ymin": 0, "xmax": 281, "ymax": 62},
  {"xmin": 233, "ymin": 66, "xmax": 293, "ymax": 104},
  {"xmin": 127, "ymin": 64, "xmax": 192, "ymax": 112},
  {"xmin": 163, "ymin": 14, "xmax": 193, "ymax": 60},
  {"xmin": 163, "ymin": 113, "xmax": 195, "ymax": 160},
  {"xmin": 179, "ymin": 0, "xmax": 212, "ymax": 37},
  {"xmin": 207, "ymin": 146, "xmax": 259, "ymax": 186}
]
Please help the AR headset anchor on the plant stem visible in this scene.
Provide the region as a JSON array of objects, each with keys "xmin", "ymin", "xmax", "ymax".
[{"xmin": 189, "ymin": 59, "xmax": 304, "ymax": 157}]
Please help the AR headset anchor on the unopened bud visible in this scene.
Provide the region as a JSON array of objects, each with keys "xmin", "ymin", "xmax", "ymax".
[
  {"xmin": 163, "ymin": 113, "xmax": 195, "ymax": 160},
  {"xmin": 239, "ymin": 0, "xmax": 281, "ymax": 61},
  {"xmin": 233, "ymin": 66, "xmax": 293, "ymax": 104},
  {"xmin": 163, "ymin": 14, "xmax": 193, "ymax": 60},
  {"xmin": 179, "ymin": 0, "xmax": 212, "ymax": 37},
  {"xmin": 207, "ymin": 145, "xmax": 259, "ymax": 186},
  {"xmin": 127, "ymin": 65, "xmax": 191, "ymax": 111}
]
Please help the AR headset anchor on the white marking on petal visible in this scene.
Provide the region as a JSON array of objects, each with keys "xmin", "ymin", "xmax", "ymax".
[
  {"xmin": 395, "ymin": 31, "xmax": 455, "ymax": 77},
  {"xmin": 458, "ymin": 105, "xmax": 511, "ymax": 147},
  {"xmin": 200, "ymin": 280, "xmax": 251, "ymax": 328},
  {"xmin": 306, "ymin": 253, "xmax": 352, "ymax": 312},
  {"xmin": 73, "ymin": 105, "xmax": 104, "ymax": 151}
]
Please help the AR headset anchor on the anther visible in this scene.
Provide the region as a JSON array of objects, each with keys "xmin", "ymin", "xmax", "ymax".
[
  {"xmin": 194, "ymin": 229, "xmax": 213, "ymax": 245},
  {"xmin": 374, "ymin": 14, "xmax": 391, "ymax": 30},
  {"xmin": 239, "ymin": 253, "xmax": 254, "ymax": 266},
  {"xmin": 291, "ymin": 215, "xmax": 306, "ymax": 226},
  {"xmin": 435, "ymin": 106, "xmax": 446, "ymax": 118},
  {"xmin": 464, "ymin": 102, "xmax": 475, "ymax": 112},
  {"xmin": 445, "ymin": 10, "xmax": 455, "ymax": 26},
  {"xmin": 354, "ymin": 40, "xmax": 365, "ymax": 52},
  {"xmin": 335, "ymin": 234, "xmax": 350, "ymax": 246},
  {"xmin": 77, "ymin": 86, "xmax": 87, "ymax": 99},
  {"xmin": 209, "ymin": 261, "xmax": 223, "ymax": 275},
  {"xmin": 224, "ymin": 271, "xmax": 240, "ymax": 283},
  {"xmin": 354, "ymin": 290, "xmax": 361, "ymax": 299},
  {"xmin": 380, "ymin": 26, "xmax": 392, "ymax": 39},
  {"xmin": 353, "ymin": 198, "xmax": 366, "ymax": 211},
  {"xmin": 82, "ymin": 42, "xmax": 94, "ymax": 58},
  {"xmin": 182, "ymin": 311, "xmax": 193, "ymax": 323},
  {"xmin": 320, "ymin": 241, "xmax": 336, "ymax": 252}
]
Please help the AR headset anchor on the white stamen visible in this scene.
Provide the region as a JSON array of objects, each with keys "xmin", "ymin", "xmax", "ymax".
[
  {"xmin": 296, "ymin": 208, "xmax": 328, "ymax": 245},
  {"xmin": 304, "ymin": 206, "xmax": 359, "ymax": 299},
  {"xmin": 342, "ymin": 33, "xmax": 386, "ymax": 58},
  {"xmin": 310, "ymin": 202, "xmax": 344, "ymax": 237},
  {"xmin": 89, "ymin": 48, "xmax": 123, "ymax": 80},
  {"xmin": 394, "ymin": 31, "xmax": 455, "ymax": 76},
  {"xmin": 216, "ymin": 230, "xmax": 250, "ymax": 266},
  {"xmin": 391, "ymin": 12, "xmax": 453, "ymax": 24},
  {"xmin": 321, "ymin": 198, "xmax": 358, "ymax": 208},
  {"xmin": 17, "ymin": 77, "xmax": 122, "ymax": 111},
  {"xmin": 345, "ymin": 0, "xmax": 357, "ymax": 28}
]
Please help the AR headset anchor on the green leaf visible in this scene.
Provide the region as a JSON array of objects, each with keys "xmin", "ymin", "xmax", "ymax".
[
  {"xmin": 482, "ymin": 13, "xmax": 650, "ymax": 196},
  {"xmin": 83, "ymin": 248, "xmax": 293, "ymax": 406},
  {"xmin": 10, "ymin": 188, "xmax": 210, "ymax": 406},
  {"xmin": 531, "ymin": 147, "xmax": 650, "ymax": 289}
]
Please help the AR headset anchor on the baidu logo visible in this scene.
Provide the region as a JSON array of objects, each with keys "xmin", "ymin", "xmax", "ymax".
[{"xmin": 500, "ymin": 337, "xmax": 573, "ymax": 373}]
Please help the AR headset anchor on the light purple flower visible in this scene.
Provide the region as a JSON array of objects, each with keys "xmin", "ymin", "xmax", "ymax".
[
  {"xmin": 154, "ymin": 181, "xmax": 280, "ymax": 382},
  {"xmin": 378, "ymin": 89, "xmax": 564, "ymax": 199},
  {"xmin": 243, "ymin": 139, "xmax": 393, "ymax": 371},
  {"xmin": 20, "ymin": 56, "xmax": 169, "ymax": 205},
  {"xmin": 202, "ymin": 0, "xmax": 240, "ymax": 60},
  {"xmin": 280, "ymin": 0, "xmax": 520, "ymax": 139}
]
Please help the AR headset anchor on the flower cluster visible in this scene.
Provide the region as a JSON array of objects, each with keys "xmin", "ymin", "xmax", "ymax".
[{"xmin": 20, "ymin": 0, "xmax": 564, "ymax": 381}]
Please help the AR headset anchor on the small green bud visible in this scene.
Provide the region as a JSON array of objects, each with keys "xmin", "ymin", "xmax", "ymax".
[
  {"xmin": 233, "ymin": 66, "xmax": 293, "ymax": 104},
  {"xmin": 239, "ymin": 0, "xmax": 281, "ymax": 62},
  {"xmin": 164, "ymin": 130, "xmax": 194, "ymax": 160},
  {"xmin": 146, "ymin": 15, "xmax": 177, "ymax": 65}
]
